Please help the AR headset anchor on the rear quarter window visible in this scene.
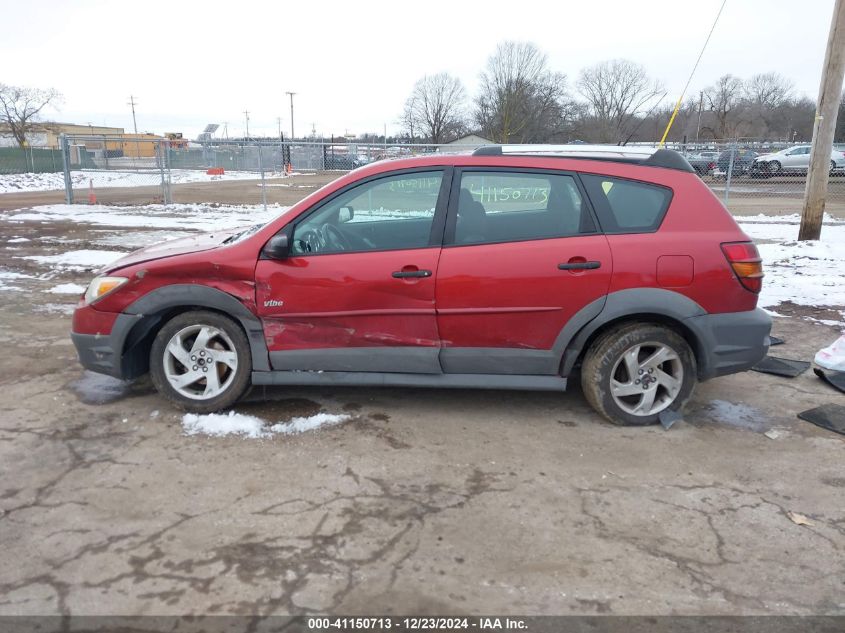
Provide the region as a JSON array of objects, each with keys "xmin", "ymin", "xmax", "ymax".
[{"xmin": 581, "ymin": 175, "xmax": 672, "ymax": 234}]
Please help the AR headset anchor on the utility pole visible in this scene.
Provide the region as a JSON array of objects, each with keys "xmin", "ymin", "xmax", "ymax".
[
  {"xmin": 800, "ymin": 0, "xmax": 845, "ymax": 240},
  {"xmin": 127, "ymin": 95, "xmax": 139, "ymax": 134},
  {"xmin": 243, "ymin": 110, "xmax": 250, "ymax": 140},
  {"xmin": 695, "ymin": 91, "xmax": 703, "ymax": 146},
  {"xmin": 223, "ymin": 122, "xmax": 228, "ymax": 140},
  {"xmin": 286, "ymin": 92, "xmax": 296, "ymax": 140},
  {"xmin": 277, "ymin": 116, "xmax": 283, "ymax": 142}
]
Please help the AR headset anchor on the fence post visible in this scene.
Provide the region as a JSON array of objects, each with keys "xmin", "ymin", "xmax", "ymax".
[
  {"xmin": 60, "ymin": 134, "xmax": 74, "ymax": 205},
  {"xmin": 165, "ymin": 142, "xmax": 172, "ymax": 204},
  {"xmin": 724, "ymin": 142, "xmax": 736, "ymax": 206},
  {"xmin": 157, "ymin": 140, "xmax": 170, "ymax": 204},
  {"xmin": 257, "ymin": 142, "xmax": 267, "ymax": 211}
]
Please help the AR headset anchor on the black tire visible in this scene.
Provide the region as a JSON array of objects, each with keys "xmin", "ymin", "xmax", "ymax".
[
  {"xmin": 768, "ymin": 160, "xmax": 781, "ymax": 175},
  {"xmin": 830, "ymin": 160, "xmax": 837, "ymax": 175},
  {"xmin": 580, "ymin": 322, "xmax": 697, "ymax": 426},
  {"xmin": 149, "ymin": 310, "xmax": 252, "ymax": 413}
]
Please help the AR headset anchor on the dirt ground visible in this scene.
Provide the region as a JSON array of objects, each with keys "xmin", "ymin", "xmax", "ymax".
[{"xmin": 0, "ymin": 185, "xmax": 844, "ymax": 617}]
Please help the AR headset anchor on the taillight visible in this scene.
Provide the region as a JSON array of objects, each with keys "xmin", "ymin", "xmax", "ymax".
[
  {"xmin": 708, "ymin": 162, "xmax": 716, "ymax": 170},
  {"xmin": 721, "ymin": 242, "xmax": 764, "ymax": 293}
]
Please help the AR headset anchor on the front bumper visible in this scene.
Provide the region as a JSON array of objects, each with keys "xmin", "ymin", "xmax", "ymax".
[
  {"xmin": 71, "ymin": 308, "xmax": 145, "ymax": 380},
  {"xmin": 686, "ymin": 308, "xmax": 772, "ymax": 380},
  {"xmin": 71, "ymin": 331, "xmax": 123, "ymax": 378}
]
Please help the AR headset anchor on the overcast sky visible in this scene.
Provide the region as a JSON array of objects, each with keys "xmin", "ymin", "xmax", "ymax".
[{"xmin": 0, "ymin": 0, "xmax": 834, "ymax": 139}]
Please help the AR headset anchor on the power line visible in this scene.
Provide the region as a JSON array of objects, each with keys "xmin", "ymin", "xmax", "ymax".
[{"xmin": 659, "ymin": 0, "xmax": 728, "ymax": 146}]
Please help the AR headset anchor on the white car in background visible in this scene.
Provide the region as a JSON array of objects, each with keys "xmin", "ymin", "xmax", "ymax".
[{"xmin": 753, "ymin": 145, "xmax": 845, "ymax": 175}]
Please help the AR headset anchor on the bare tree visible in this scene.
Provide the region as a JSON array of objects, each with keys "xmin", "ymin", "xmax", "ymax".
[
  {"xmin": 402, "ymin": 73, "xmax": 466, "ymax": 144},
  {"xmin": 741, "ymin": 72, "xmax": 796, "ymax": 138},
  {"xmin": 0, "ymin": 84, "xmax": 62, "ymax": 147},
  {"xmin": 474, "ymin": 41, "xmax": 575, "ymax": 143},
  {"xmin": 576, "ymin": 59, "xmax": 664, "ymax": 143},
  {"xmin": 700, "ymin": 74, "xmax": 745, "ymax": 139},
  {"xmin": 745, "ymin": 72, "xmax": 794, "ymax": 110}
]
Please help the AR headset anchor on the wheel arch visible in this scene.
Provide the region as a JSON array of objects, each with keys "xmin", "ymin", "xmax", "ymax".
[
  {"xmin": 112, "ymin": 284, "xmax": 270, "ymax": 379},
  {"xmin": 557, "ymin": 288, "xmax": 709, "ymax": 379}
]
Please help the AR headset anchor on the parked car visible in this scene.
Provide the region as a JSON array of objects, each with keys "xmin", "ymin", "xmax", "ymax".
[
  {"xmin": 72, "ymin": 144, "xmax": 770, "ymax": 426},
  {"xmin": 323, "ymin": 154, "xmax": 365, "ymax": 170},
  {"xmin": 752, "ymin": 145, "xmax": 845, "ymax": 175},
  {"xmin": 685, "ymin": 151, "xmax": 719, "ymax": 176},
  {"xmin": 714, "ymin": 149, "xmax": 758, "ymax": 177}
]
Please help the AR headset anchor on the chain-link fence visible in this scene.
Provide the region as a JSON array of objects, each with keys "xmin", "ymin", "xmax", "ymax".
[
  {"xmin": 59, "ymin": 135, "xmax": 453, "ymax": 208},
  {"xmin": 637, "ymin": 139, "xmax": 844, "ymax": 217},
  {"xmin": 61, "ymin": 135, "xmax": 174, "ymax": 205},
  {"xmin": 57, "ymin": 135, "xmax": 845, "ymax": 217}
]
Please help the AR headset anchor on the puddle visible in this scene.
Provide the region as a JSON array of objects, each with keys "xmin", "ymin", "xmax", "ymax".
[
  {"xmin": 67, "ymin": 371, "xmax": 151, "ymax": 405},
  {"xmin": 702, "ymin": 399, "xmax": 773, "ymax": 433},
  {"xmin": 236, "ymin": 397, "xmax": 322, "ymax": 420}
]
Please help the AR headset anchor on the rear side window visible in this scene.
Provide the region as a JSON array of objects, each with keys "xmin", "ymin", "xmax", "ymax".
[
  {"xmin": 451, "ymin": 171, "xmax": 595, "ymax": 245},
  {"xmin": 581, "ymin": 175, "xmax": 672, "ymax": 234}
]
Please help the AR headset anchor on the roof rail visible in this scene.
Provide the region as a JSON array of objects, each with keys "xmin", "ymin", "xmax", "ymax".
[{"xmin": 472, "ymin": 144, "xmax": 694, "ymax": 173}]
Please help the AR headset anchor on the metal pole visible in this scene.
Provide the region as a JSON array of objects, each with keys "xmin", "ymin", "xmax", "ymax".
[
  {"xmin": 243, "ymin": 110, "xmax": 250, "ymax": 140},
  {"xmin": 724, "ymin": 141, "xmax": 736, "ymax": 206},
  {"xmin": 61, "ymin": 134, "xmax": 73, "ymax": 204},
  {"xmin": 799, "ymin": 0, "xmax": 845, "ymax": 240},
  {"xmin": 158, "ymin": 140, "xmax": 167, "ymax": 204},
  {"xmin": 165, "ymin": 142, "xmax": 172, "ymax": 204},
  {"xmin": 257, "ymin": 142, "xmax": 267, "ymax": 211}
]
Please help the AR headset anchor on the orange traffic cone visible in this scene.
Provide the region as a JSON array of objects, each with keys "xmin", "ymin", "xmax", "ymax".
[{"xmin": 87, "ymin": 179, "xmax": 97, "ymax": 205}]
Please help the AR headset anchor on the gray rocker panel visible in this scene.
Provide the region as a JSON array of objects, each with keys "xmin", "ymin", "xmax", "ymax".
[{"xmin": 253, "ymin": 370, "xmax": 567, "ymax": 391}]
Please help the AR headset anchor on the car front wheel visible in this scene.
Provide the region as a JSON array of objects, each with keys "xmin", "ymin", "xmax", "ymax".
[
  {"xmin": 581, "ymin": 323, "xmax": 697, "ymax": 426},
  {"xmin": 150, "ymin": 310, "xmax": 252, "ymax": 413}
]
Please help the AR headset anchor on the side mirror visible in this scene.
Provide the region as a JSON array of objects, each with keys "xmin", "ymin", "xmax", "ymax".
[
  {"xmin": 263, "ymin": 233, "xmax": 290, "ymax": 260},
  {"xmin": 338, "ymin": 206, "xmax": 354, "ymax": 223}
]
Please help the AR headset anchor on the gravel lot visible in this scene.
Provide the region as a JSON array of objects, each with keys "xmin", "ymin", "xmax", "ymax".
[{"xmin": 0, "ymin": 186, "xmax": 843, "ymax": 617}]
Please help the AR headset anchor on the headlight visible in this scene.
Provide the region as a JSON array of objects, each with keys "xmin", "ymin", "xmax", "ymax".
[{"xmin": 84, "ymin": 275, "xmax": 128, "ymax": 304}]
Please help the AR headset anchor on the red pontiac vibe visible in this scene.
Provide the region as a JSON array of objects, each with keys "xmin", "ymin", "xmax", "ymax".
[{"xmin": 71, "ymin": 145, "xmax": 771, "ymax": 426}]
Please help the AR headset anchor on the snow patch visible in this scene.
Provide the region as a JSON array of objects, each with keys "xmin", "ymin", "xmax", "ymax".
[
  {"xmin": 7, "ymin": 237, "xmax": 30, "ymax": 243},
  {"xmin": 20, "ymin": 249, "xmax": 124, "ymax": 270},
  {"xmin": 0, "ymin": 169, "xmax": 270, "ymax": 194},
  {"xmin": 8, "ymin": 203, "xmax": 285, "ymax": 231},
  {"xmin": 47, "ymin": 283, "xmax": 86, "ymax": 294},
  {"xmin": 181, "ymin": 410, "xmax": 350, "ymax": 438},
  {"xmin": 738, "ymin": 216, "xmax": 845, "ymax": 311}
]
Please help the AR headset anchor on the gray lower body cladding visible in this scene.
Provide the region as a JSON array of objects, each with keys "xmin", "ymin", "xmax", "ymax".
[
  {"xmin": 71, "ymin": 331, "xmax": 125, "ymax": 379},
  {"xmin": 70, "ymin": 284, "xmax": 771, "ymax": 387},
  {"xmin": 685, "ymin": 307, "xmax": 772, "ymax": 379}
]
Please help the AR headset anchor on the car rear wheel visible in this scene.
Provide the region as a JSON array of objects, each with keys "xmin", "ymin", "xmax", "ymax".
[
  {"xmin": 150, "ymin": 310, "xmax": 252, "ymax": 413},
  {"xmin": 581, "ymin": 323, "xmax": 697, "ymax": 426}
]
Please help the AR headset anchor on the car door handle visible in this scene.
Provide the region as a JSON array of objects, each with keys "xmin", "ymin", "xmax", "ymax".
[
  {"xmin": 392, "ymin": 269, "xmax": 432, "ymax": 278},
  {"xmin": 558, "ymin": 261, "xmax": 601, "ymax": 270}
]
